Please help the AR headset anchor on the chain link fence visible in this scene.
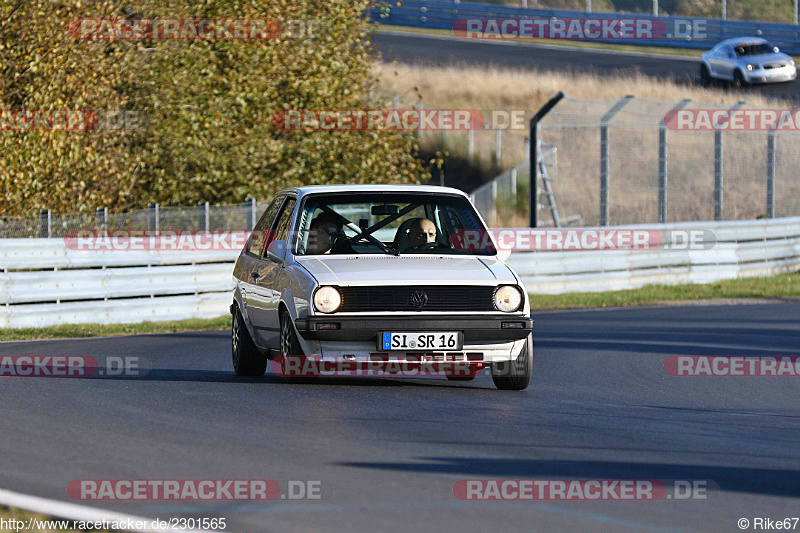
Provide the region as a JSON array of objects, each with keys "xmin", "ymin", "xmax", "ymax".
[
  {"xmin": 0, "ymin": 201, "xmax": 265, "ymax": 239},
  {"xmin": 535, "ymin": 96, "xmax": 800, "ymax": 226}
]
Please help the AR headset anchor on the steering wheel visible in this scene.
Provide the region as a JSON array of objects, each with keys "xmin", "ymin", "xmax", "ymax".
[{"xmin": 417, "ymin": 242, "xmax": 446, "ymax": 251}]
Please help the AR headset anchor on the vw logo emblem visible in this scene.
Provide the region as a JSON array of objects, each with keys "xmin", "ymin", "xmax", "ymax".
[{"xmin": 409, "ymin": 290, "xmax": 428, "ymax": 309}]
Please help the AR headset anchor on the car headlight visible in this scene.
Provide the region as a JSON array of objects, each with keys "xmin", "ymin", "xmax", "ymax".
[
  {"xmin": 747, "ymin": 64, "xmax": 754, "ymax": 71},
  {"xmin": 313, "ymin": 286, "xmax": 342, "ymax": 313},
  {"xmin": 494, "ymin": 285, "xmax": 523, "ymax": 313},
  {"xmin": 791, "ymin": 59, "xmax": 796, "ymax": 66}
]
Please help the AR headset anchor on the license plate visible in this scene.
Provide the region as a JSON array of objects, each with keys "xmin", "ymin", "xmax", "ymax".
[{"xmin": 380, "ymin": 332, "xmax": 461, "ymax": 351}]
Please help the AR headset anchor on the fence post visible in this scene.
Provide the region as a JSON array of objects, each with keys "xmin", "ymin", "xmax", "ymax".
[
  {"xmin": 659, "ymin": 99, "xmax": 691, "ymax": 223},
  {"xmin": 416, "ymin": 100, "xmax": 423, "ymax": 138},
  {"xmin": 599, "ymin": 95, "xmax": 634, "ymax": 226},
  {"xmin": 246, "ymin": 197, "xmax": 257, "ymax": 229},
  {"xmin": 529, "ymin": 92, "xmax": 564, "ymax": 228},
  {"xmin": 510, "ymin": 167, "xmax": 517, "ymax": 208},
  {"xmin": 495, "ymin": 128, "xmax": 502, "ymax": 171},
  {"xmin": 148, "ymin": 202, "xmax": 159, "ymax": 231},
  {"xmin": 468, "ymin": 128, "xmax": 474, "ymax": 160},
  {"xmin": 95, "ymin": 207, "xmax": 107, "ymax": 227},
  {"xmin": 39, "ymin": 209, "xmax": 50, "ymax": 238},
  {"xmin": 715, "ymin": 101, "xmax": 745, "ymax": 221},
  {"xmin": 767, "ymin": 129, "xmax": 777, "ymax": 218}
]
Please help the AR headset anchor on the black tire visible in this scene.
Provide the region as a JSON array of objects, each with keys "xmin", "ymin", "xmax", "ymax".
[
  {"xmin": 733, "ymin": 69, "xmax": 746, "ymax": 88},
  {"xmin": 232, "ymin": 305, "xmax": 267, "ymax": 376},
  {"xmin": 699, "ymin": 63, "xmax": 711, "ymax": 85},
  {"xmin": 279, "ymin": 308, "xmax": 316, "ymax": 378},
  {"xmin": 491, "ymin": 335, "xmax": 532, "ymax": 391}
]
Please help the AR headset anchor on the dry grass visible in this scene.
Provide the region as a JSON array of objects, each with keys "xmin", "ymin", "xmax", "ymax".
[
  {"xmin": 374, "ymin": 63, "xmax": 791, "ymax": 113},
  {"xmin": 375, "ymin": 63, "xmax": 800, "ymax": 224}
]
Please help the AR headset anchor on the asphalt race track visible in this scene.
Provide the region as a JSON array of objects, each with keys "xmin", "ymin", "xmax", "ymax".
[
  {"xmin": 371, "ymin": 31, "xmax": 800, "ymax": 102},
  {"xmin": 2, "ymin": 302, "xmax": 799, "ymax": 532}
]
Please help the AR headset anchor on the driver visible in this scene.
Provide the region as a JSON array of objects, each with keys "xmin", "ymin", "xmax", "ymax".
[{"xmin": 406, "ymin": 218, "xmax": 437, "ymax": 250}]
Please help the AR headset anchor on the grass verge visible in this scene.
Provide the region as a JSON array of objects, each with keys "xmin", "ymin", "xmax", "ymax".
[
  {"xmin": 0, "ymin": 316, "xmax": 230, "ymax": 342},
  {"xmin": 529, "ymin": 272, "xmax": 800, "ymax": 310},
  {"xmin": 1, "ymin": 274, "xmax": 798, "ymax": 341},
  {"xmin": 0, "ymin": 506, "xmax": 112, "ymax": 532}
]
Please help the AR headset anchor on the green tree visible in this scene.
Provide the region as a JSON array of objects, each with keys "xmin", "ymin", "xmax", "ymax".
[{"xmin": 0, "ymin": 0, "xmax": 426, "ymax": 215}]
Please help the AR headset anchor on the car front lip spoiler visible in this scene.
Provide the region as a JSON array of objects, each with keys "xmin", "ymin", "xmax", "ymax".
[{"xmin": 294, "ymin": 315, "xmax": 533, "ymax": 342}]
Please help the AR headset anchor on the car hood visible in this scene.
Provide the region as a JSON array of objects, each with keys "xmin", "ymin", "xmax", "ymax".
[
  {"xmin": 739, "ymin": 52, "xmax": 791, "ymax": 65},
  {"xmin": 295, "ymin": 255, "xmax": 517, "ymax": 286}
]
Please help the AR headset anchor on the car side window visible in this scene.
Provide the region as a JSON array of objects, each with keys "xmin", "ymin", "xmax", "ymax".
[
  {"xmin": 245, "ymin": 196, "xmax": 283, "ymax": 257},
  {"xmin": 267, "ymin": 198, "xmax": 297, "ymax": 256}
]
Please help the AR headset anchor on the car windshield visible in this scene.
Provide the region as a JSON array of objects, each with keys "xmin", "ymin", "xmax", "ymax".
[
  {"xmin": 734, "ymin": 42, "xmax": 774, "ymax": 56},
  {"xmin": 294, "ymin": 192, "xmax": 496, "ymax": 256}
]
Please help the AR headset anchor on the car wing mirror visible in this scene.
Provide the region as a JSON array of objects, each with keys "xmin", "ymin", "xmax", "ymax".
[
  {"xmin": 497, "ymin": 248, "xmax": 512, "ymax": 262},
  {"xmin": 266, "ymin": 240, "xmax": 287, "ymax": 265}
]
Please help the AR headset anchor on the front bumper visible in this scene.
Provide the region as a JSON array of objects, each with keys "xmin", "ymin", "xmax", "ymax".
[
  {"xmin": 295, "ymin": 314, "xmax": 533, "ymax": 343},
  {"xmin": 746, "ymin": 66, "xmax": 797, "ymax": 83}
]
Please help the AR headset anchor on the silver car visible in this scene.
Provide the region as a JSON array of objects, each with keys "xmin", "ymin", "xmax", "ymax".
[
  {"xmin": 700, "ymin": 37, "xmax": 796, "ymax": 85},
  {"xmin": 229, "ymin": 184, "xmax": 533, "ymax": 390}
]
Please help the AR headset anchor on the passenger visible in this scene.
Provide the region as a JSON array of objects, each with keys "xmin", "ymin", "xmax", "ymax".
[{"xmin": 306, "ymin": 211, "xmax": 354, "ymax": 254}]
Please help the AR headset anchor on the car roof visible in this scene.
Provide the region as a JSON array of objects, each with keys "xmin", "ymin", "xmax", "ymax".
[
  {"xmin": 718, "ymin": 37, "xmax": 768, "ymax": 46},
  {"xmin": 275, "ymin": 184, "xmax": 471, "ymax": 200}
]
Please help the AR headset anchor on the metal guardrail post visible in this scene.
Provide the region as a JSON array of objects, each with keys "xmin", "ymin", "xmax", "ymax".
[
  {"xmin": 529, "ymin": 92, "xmax": 564, "ymax": 228},
  {"xmin": 659, "ymin": 99, "xmax": 691, "ymax": 223},
  {"xmin": 767, "ymin": 129, "xmax": 777, "ymax": 219},
  {"xmin": 600, "ymin": 95, "xmax": 634, "ymax": 227},
  {"xmin": 148, "ymin": 202, "xmax": 159, "ymax": 231},
  {"xmin": 714, "ymin": 101, "xmax": 745, "ymax": 221},
  {"xmin": 197, "ymin": 201, "xmax": 210, "ymax": 230}
]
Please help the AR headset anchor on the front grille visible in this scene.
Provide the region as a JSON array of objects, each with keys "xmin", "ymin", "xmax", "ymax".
[
  {"xmin": 338, "ymin": 285, "xmax": 496, "ymax": 312},
  {"xmin": 764, "ymin": 63, "xmax": 785, "ymax": 69}
]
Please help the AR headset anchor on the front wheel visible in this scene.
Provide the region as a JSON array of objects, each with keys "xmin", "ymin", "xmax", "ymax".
[
  {"xmin": 699, "ymin": 63, "xmax": 711, "ymax": 85},
  {"xmin": 232, "ymin": 305, "xmax": 267, "ymax": 376},
  {"xmin": 279, "ymin": 308, "xmax": 317, "ymax": 379},
  {"xmin": 733, "ymin": 69, "xmax": 747, "ymax": 88},
  {"xmin": 491, "ymin": 335, "xmax": 532, "ymax": 391}
]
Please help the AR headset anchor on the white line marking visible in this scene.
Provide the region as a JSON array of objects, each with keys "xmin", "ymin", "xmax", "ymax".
[{"xmin": 0, "ymin": 488, "xmax": 208, "ymax": 532}]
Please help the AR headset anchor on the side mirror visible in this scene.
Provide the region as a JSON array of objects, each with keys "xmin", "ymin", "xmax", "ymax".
[
  {"xmin": 774, "ymin": 46, "xmax": 780, "ymax": 53},
  {"xmin": 266, "ymin": 240, "xmax": 287, "ymax": 265},
  {"xmin": 497, "ymin": 248, "xmax": 512, "ymax": 262}
]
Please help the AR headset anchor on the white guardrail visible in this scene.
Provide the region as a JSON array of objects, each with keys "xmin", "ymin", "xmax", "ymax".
[{"xmin": 1, "ymin": 217, "xmax": 799, "ymax": 328}]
